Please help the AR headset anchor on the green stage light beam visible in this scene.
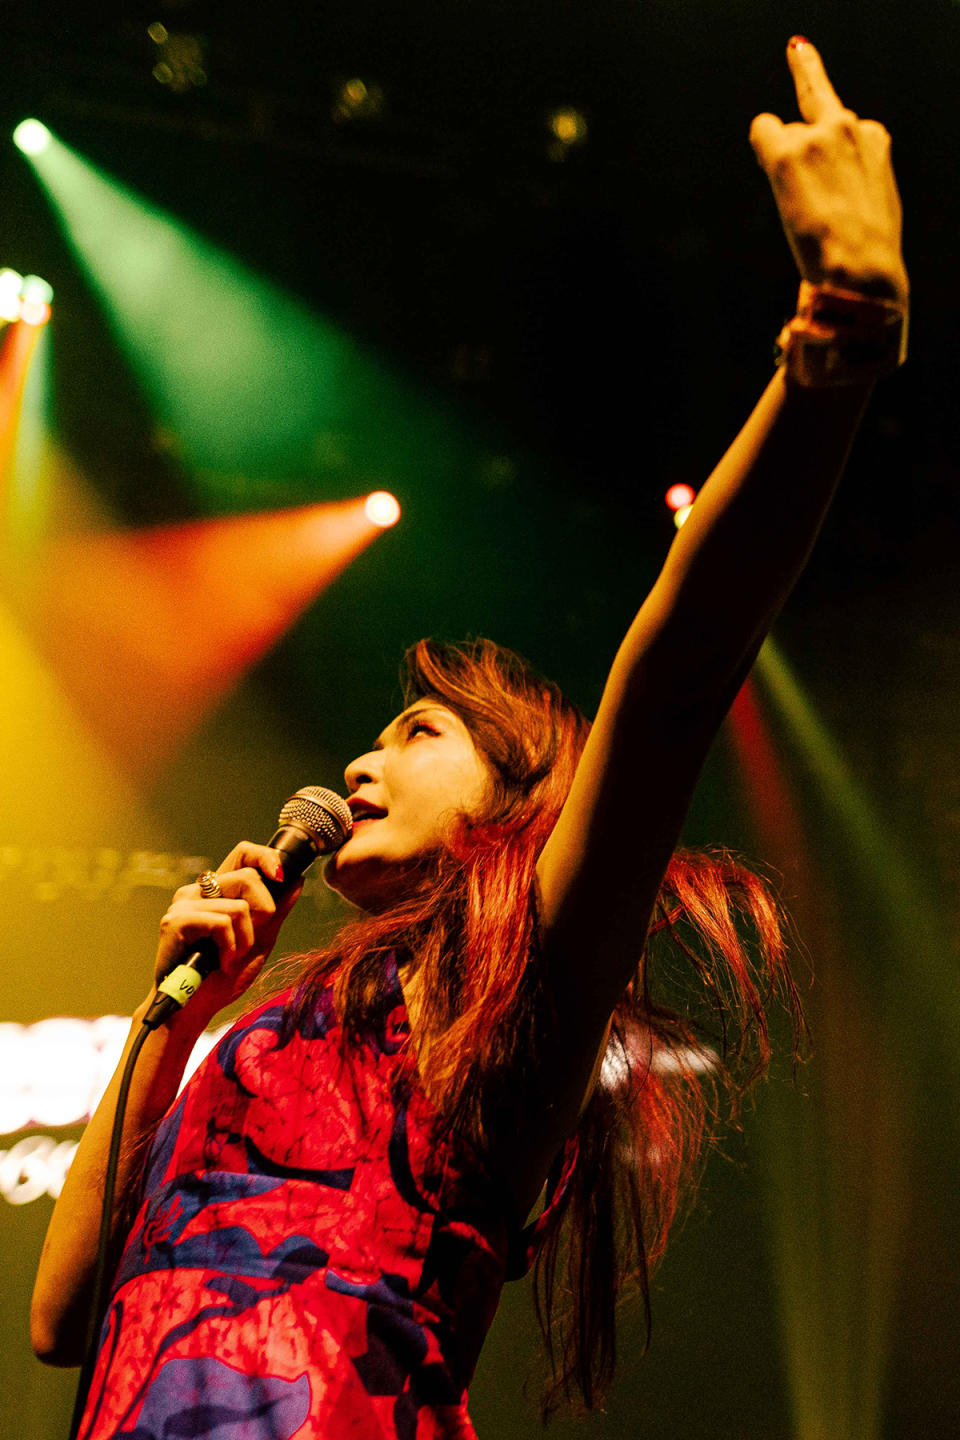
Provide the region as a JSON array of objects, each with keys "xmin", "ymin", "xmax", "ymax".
[
  {"xmin": 758, "ymin": 637, "xmax": 921, "ymax": 917},
  {"xmin": 755, "ymin": 635, "xmax": 959, "ymax": 1048},
  {"xmin": 17, "ymin": 128, "xmax": 459, "ymax": 489}
]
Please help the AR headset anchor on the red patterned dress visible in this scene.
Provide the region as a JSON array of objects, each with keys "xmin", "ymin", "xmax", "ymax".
[{"xmin": 78, "ymin": 953, "xmax": 577, "ymax": 1439}]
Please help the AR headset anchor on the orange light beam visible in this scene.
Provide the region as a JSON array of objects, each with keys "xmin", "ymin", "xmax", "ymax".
[
  {"xmin": 0, "ymin": 321, "xmax": 44, "ymax": 493},
  {"xmin": 28, "ymin": 497, "xmax": 391, "ymax": 774}
]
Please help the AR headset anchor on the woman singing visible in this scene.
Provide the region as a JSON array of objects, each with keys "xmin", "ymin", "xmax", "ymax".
[{"xmin": 32, "ymin": 38, "xmax": 908, "ymax": 1439}]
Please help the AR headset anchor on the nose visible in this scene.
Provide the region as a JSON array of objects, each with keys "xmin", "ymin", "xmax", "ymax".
[{"xmin": 344, "ymin": 749, "xmax": 381, "ymax": 794}]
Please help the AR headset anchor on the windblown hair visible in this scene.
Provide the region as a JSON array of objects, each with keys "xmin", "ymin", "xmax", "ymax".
[{"xmin": 288, "ymin": 637, "xmax": 804, "ymax": 1416}]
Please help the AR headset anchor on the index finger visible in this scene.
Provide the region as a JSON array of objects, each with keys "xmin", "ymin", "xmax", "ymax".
[
  {"xmin": 217, "ymin": 841, "xmax": 286, "ymax": 885},
  {"xmin": 787, "ymin": 36, "xmax": 846, "ymax": 123},
  {"xmin": 214, "ymin": 867, "xmax": 280, "ymax": 916}
]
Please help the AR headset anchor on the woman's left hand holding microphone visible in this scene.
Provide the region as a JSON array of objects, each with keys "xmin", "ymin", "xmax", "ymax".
[{"xmin": 146, "ymin": 842, "xmax": 304, "ymax": 1029}]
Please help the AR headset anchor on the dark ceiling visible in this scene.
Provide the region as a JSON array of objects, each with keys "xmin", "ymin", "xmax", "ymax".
[{"xmin": 3, "ymin": 1, "xmax": 958, "ymax": 555}]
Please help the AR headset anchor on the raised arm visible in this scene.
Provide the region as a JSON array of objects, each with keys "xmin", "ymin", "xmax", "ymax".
[{"xmin": 525, "ymin": 41, "xmax": 907, "ymax": 1169}]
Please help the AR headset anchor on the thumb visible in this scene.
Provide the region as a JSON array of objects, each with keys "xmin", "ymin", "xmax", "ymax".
[{"xmin": 749, "ymin": 112, "xmax": 786, "ymax": 168}]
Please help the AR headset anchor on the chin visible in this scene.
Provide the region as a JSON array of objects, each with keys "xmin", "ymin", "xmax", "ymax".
[
  {"xmin": 322, "ymin": 855, "xmax": 370, "ymax": 911},
  {"xmin": 323, "ymin": 849, "xmax": 435, "ymax": 915},
  {"xmin": 323, "ymin": 854, "xmax": 398, "ymax": 914}
]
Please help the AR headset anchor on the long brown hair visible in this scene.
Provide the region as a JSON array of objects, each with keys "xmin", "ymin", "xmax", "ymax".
[{"xmin": 288, "ymin": 637, "xmax": 804, "ymax": 1414}]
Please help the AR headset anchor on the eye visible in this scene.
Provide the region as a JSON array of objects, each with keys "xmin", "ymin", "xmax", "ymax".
[{"xmin": 407, "ymin": 718, "xmax": 437, "ymax": 739}]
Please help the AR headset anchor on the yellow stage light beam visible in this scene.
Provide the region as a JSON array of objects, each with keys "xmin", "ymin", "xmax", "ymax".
[{"xmin": 0, "ymin": 599, "xmax": 157, "ymax": 847}]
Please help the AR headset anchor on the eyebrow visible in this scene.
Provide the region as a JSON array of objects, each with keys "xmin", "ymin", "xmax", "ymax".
[{"xmin": 370, "ymin": 702, "xmax": 446, "ymax": 751}]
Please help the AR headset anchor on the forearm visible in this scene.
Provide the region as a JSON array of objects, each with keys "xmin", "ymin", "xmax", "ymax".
[
  {"xmin": 537, "ymin": 365, "xmax": 875, "ymax": 1036},
  {"xmin": 30, "ymin": 990, "xmax": 208, "ymax": 1365},
  {"xmin": 623, "ymin": 365, "xmax": 871, "ymax": 716}
]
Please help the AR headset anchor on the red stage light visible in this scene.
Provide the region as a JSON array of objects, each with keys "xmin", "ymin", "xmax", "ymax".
[
  {"xmin": 665, "ymin": 483, "xmax": 696, "ymax": 512},
  {"xmin": 0, "ymin": 315, "xmax": 45, "ymax": 479}
]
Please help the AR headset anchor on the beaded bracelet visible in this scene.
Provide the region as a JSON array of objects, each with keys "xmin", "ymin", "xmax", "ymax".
[{"xmin": 775, "ymin": 280, "xmax": 908, "ymax": 387}]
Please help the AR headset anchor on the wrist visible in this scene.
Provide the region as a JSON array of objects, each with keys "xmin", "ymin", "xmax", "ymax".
[
  {"xmin": 775, "ymin": 280, "xmax": 908, "ymax": 388},
  {"xmin": 818, "ymin": 254, "xmax": 910, "ymax": 308}
]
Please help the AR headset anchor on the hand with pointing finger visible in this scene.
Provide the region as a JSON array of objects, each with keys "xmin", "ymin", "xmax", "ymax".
[{"xmin": 750, "ymin": 37, "xmax": 908, "ymax": 306}]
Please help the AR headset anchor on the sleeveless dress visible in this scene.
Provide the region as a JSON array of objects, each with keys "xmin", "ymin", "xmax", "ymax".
[{"xmin": 78, "ymin": 953, "xmax": 578, "ymax": 1439}]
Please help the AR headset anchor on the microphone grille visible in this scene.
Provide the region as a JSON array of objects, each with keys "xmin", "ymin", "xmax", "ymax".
[{"xmin": 277, "ymin": 786, "xmax": 353, "ymax": 854}]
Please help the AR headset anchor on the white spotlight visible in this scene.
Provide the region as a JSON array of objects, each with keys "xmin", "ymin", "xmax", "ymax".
[
  {"xmin": 365, "ymin": 491, "xmax": 401, "ymax": 528},
  {"xmin": 13, "ymin": 120, "xmax": 52, "ymax": 156}
]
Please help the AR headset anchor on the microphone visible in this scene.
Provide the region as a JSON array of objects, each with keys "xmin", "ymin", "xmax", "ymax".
[{"xmin": 143, "ymin": 786, "xmax": 353, "ymax": 1030}]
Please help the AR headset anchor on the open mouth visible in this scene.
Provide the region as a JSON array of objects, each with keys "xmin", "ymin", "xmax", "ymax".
[{"xmin": 348, "ymin": 802, "xmax": 387, "ymax": 826}]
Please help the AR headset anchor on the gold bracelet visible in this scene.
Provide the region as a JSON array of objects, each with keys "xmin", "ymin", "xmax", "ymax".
[{"xmin": 775, "ymin": 280, "xmax": 908, "ymax": 387}]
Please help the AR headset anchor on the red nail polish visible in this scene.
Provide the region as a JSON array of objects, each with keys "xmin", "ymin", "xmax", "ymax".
[
  {"xmin": 276, "ymin": 864, "xmax": 284, "ymax": 883},
  {"xmin": 788, "ymin": 35, "xmax": 809, "ymax": 50}
]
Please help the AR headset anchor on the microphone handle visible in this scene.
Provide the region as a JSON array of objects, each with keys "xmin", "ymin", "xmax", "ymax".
[{"xmin": 142, "ymin": 823, "xmax": 321, "ymax": 1030}]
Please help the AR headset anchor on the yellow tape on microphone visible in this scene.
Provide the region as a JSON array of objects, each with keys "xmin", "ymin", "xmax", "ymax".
[{"xmin": 156, "ymin": 962, "xmax": 204, "ymax": 1008}]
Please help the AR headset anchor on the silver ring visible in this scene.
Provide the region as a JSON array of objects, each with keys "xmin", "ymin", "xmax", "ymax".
[{"xmin": 196, "ymin": 869, "xmax": 223, "ymax": 899}]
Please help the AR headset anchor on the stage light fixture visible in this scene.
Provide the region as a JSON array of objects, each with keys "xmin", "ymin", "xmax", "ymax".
[
  {"xmin": 665, "ymin": 482, "xmax": 696, "ymax": 512},
  {"xmin": 19, "ymin": 300, "xmax": 51, "ymax": 328},
  {"xmin": 365, "ymin": 491, "xmax": 401, "ymax": 527},
  {"xmin": 0, "ymin": 269, "xmax": 53, "ymax": 326},
  {"xmin": 21, "ymin": 276, "xmax": 54, "ymax": 306},
  {"xmin": 548, "ymin": 108, "xmax": 588, "ymax": 145},
  {"xmin": 13, "ymin": 119, "xmax": 51, "ymax": 156},
  {"xmin": 0, "ymin": 268, "xmax": 23, "ymax": 323},
  {"xmin": 149, "ymin": 28, "xmax": 207, "ymax": 91},
  {"xmin": 20, "ymin": 275, "xmax": 53, "ymax": 325},
  {"xmin": 333, "ymin": 78, "xmax": 385, "ymax": 123}
]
